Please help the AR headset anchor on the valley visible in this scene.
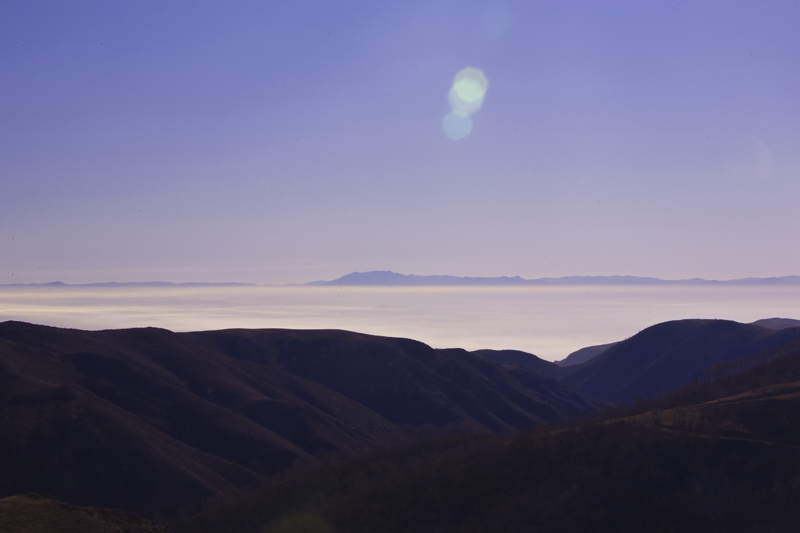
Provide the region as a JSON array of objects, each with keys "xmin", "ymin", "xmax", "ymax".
[{"xmin": 2, "ymin": 317, "xmax": 800, "ymax": 530}]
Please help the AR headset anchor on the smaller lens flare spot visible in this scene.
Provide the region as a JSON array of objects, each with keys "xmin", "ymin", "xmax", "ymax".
[
  {"xmin": 443, "ymin": 67, "xmax": 488, "ymax": 141},
  {"xmin": 442, "ymin": 111, "xmax": 473, "ymax": 140}
]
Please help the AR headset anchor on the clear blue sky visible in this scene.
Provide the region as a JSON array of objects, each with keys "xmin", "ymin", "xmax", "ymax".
[{"xmin": 2, "ymin": 1, "xmax": 799, "ymax": 284}]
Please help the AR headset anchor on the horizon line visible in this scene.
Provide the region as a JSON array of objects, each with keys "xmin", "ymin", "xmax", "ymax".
[{"xmin": 3, "ymin": 271, "xmax": 800, "ymax": 288}]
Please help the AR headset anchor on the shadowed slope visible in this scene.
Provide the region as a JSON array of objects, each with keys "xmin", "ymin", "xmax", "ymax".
[
  {"xmin": 0, "ymin": 323, "xmax": 407, "ymax": 518},
  {"xmin": 556, "ymin": 342, "xmax": 617, "ymax": 367},
  {"xmin": 176, "ymin": 347, "xmax": 800, "ymax": 533},
  {"xmin": 471, "ymin": 349, "xmax": 564, "ymax": 379},
  {"xmin": 0, "ymin": 358, "xmax": 261, "ymax": 519},
  {"xmin": 560, "ymin": 319, "xmax": 800, "ymax": 402},
  {"xmin": 0, "ymin": 321, "xmax": 595, "ymax": 519},
  {"xmin": 185, "ymin": 329, "xmax": 595, "ymax": 433},
  {"xmin": 0, "ymin": 494, "xmax": 172, "ymax": 533}
]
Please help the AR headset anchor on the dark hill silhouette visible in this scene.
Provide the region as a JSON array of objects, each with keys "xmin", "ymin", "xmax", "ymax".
[
  {"xmin": 0, "ymin": 357, "xmax": 263, "ymax": 519},
  {"xmin": 472, "ymin": 348, "xmax": 564, "ymax": 379},
  {"xmin": 184, "ymin": 329, "xmax": 593, "ymax": 432},
  {"xmin": 176, "ymin": 346, "xmax": 800, "ymax": 533},
  {"xmin": 559, "ymin": 319, "xmax": 800, "ymax": 402},
  {"xmin": 556, "ymin": 342, "xmax": 617, "ymax": 367},
  {"xmin": 0, "ymin": 321, "xmax": 594, "ymax": 519},
  {"xmin": 750, "ymin": 317, "xmax": 800, "ymax": 330},
  {"xmin": 0, "ymin": 494, "xmax": 172, "ymax": 533}
]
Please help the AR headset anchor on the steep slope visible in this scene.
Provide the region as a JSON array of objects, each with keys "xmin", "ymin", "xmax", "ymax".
[
  {"xmin": 560, "ymin": 319, "xmax": 800, "ymax": 402},
  {"xmin": 177, "ymin": 347, "xmax": 800, "ymax": 533},
  {"xmin": 0, "ymin": 321, "xmax": 595, "ymax": 519},
  {"xmin": 185, "ymin": 329, "xmax": 595, "ymax": 433},
  {"xmin": 556, "ymin": 342, "xmax": 617, "ymax": 367},
  {"xmin": 0, "ymin": 358, "xmax": 262, "ymax": 519}
]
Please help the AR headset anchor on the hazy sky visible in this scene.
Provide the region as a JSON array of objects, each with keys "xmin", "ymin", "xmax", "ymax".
[{"xmin": 2, "ymin": 1, "xmax": 799, "ymax": 284}]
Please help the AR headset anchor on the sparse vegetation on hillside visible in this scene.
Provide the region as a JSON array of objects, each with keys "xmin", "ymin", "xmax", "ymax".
[
  {"xmin": 4, "ymin": 320, "xmax": 800, "ymax": 531},
  {"xmin": 175, "ymin": 347, "xmax": 800, "ymax": 533},
  {"xmin": 0, "ymin": 494, "xmax": 172, "ymax": 533}
]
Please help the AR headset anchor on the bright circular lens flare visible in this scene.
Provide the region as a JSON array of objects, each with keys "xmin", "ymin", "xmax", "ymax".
[
  {"xmin": 442, "ymin": 67, "xmax": 487, "ymax": 140},
  {"xmin": 442, "ymin": 111, "xmax": 473, "ymax": 140},
  {"xmin": 448, "ymin": 86, "xmax": 483, "ymax": 114},
  {"xmin": 453, "ymin": 67, "xmax": 488, "ymax": 102}
]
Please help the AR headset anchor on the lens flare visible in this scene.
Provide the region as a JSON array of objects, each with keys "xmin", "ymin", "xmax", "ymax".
[
  {"xmin": 453, "ymin": 67, "xmax": 488, "ymax": 102},
  {"xmin": 442, "ymin": 111, "xmax": 473, "ymax": 140},
  {"xmin": 448, "ymin": 86, "xmax": 483, "ymax": 114},
  {"xmin": 443, "ymin": 67, "xmax": 488, "ymax": 140}
]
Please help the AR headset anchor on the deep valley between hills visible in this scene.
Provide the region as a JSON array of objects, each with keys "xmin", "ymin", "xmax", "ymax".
[{"xmin": 2, "ymin": 318, "xmax": 800, "ymax": 532}]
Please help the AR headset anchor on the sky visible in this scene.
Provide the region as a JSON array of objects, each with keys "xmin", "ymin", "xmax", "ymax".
[{"xmin": 2, "ymin": 0, "xmax": 799, "ymax": 285}]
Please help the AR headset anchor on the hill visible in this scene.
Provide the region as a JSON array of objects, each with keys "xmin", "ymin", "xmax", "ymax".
[
  {"xmin": 305, "ymin": 270, "xmax": 529, "ymax": 286},
  {"xmin": 174, "ymin": 346, "xmax": 800, "ymax": 533},
  {"xmin": 0, "ymin": 321, "xmax": 594, "ymax": 519},
  {"xmin": 750, "ymin": 317, "xmax": 800, "ymax": 330},
  {"xmin": 183, "ymin": 329, "xmax": 593, "ymax": 432},
  {"xmin": 559, "ymin": 319, "xmax": 800, "ymax": 402},
  {"xmin": 0, "ymin": 494, "xmax": 172, "ymax": 533},
  {"xmin": 555, "ymin": 342, "xmax": 617, "ymax": 367},
  {"xmin": 471, "ymin": 348, "xmax": 563, "ymax": 379}
]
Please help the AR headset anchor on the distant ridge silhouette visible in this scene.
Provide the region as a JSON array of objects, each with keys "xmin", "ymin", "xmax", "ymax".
[
  {"xmin": 307, "ymin": 271, "xmax": 800, "ymax": 286},
  {"xmin": 4, "ymin": 272, "xmax": 799, "ymax": 287},
  {"xmin": 0, "ymin": 281, "xmax": 256, "ymax": 287},
  {"xmin": 750, "ymin": 317, "xmax": 800, "ymax": 330}
]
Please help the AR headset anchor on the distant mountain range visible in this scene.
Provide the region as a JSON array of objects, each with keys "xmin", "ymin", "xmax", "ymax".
[
  {"xmin": 4, "ymin": 271, "xmax": 800, "ymax": 287},
  {"xmin": 0, "ymin": 281, "xmax": 257, "ymax": 288},
  {"xmin": 307, "ymin": 271, "xmax": 800, "ymax": 286}
]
